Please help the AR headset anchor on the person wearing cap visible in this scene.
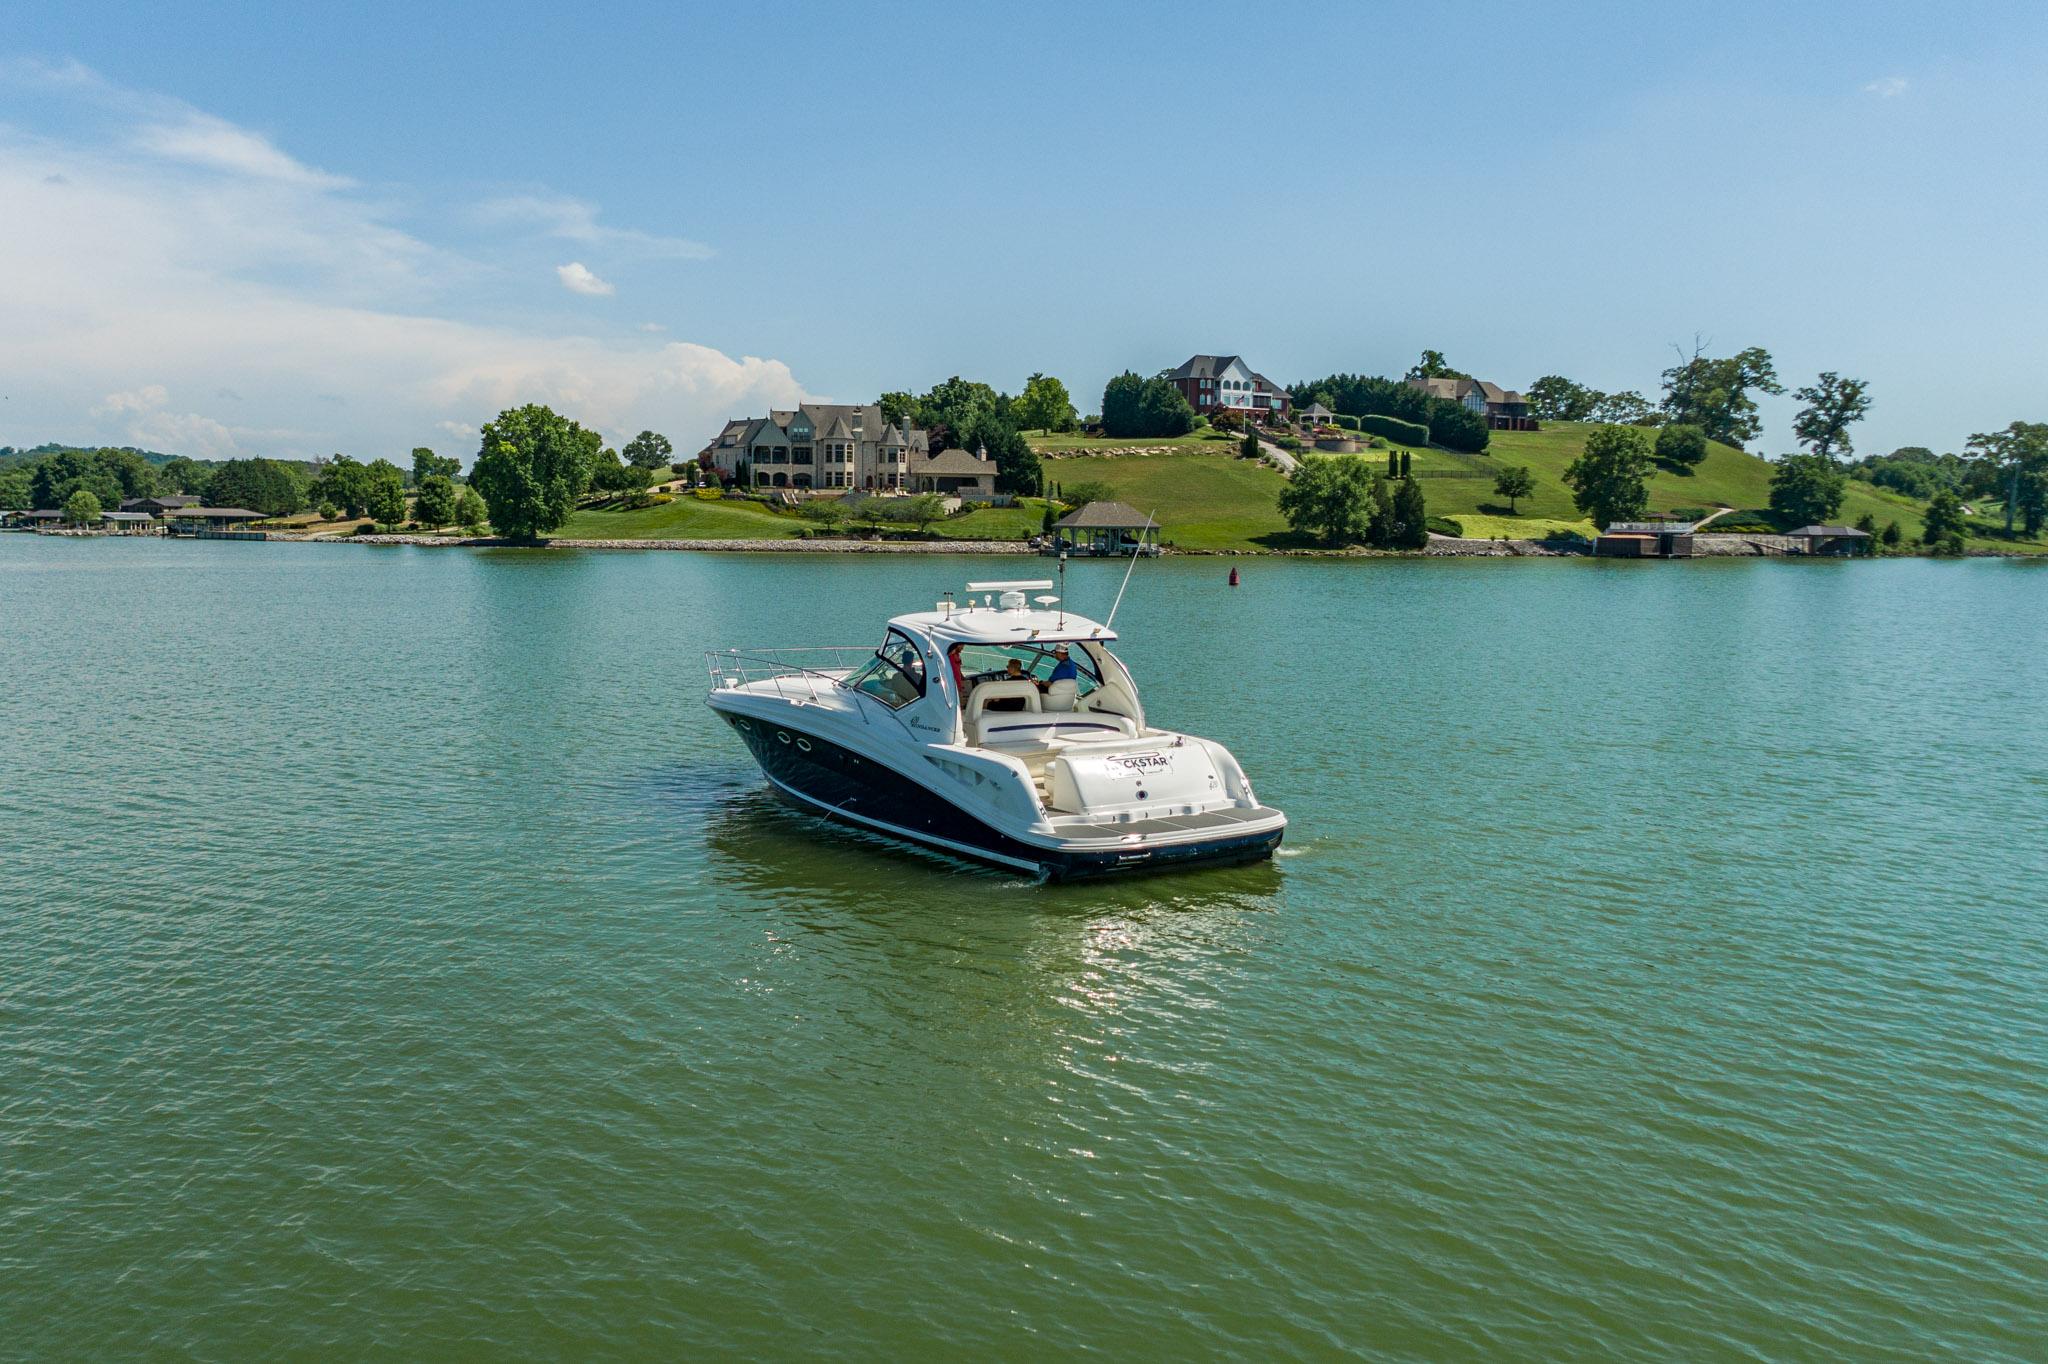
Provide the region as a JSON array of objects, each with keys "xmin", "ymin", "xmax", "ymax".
[{"xmin": 1047, "ymin": 645, "xmax": 1079, "ymax": 683}]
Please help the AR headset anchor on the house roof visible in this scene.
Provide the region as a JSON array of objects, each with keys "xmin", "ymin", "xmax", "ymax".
[
  {"xmin": 1787, "ymin": 525, "xmax": 1872, "ymax": 537},
  {"xmin": 1055, "ymin": 500, "xmax": 1158, "ymax": 530},
  {"xmin": 101, "ymin": 511, "xmax": 156, "ymax": 521},
  {"xmin": 180, "ymin": 507, "xmax": 268, "ymax": 519},
  {"xmin": 1169, "ymin": 354, "xmax": 1244, "ymax": 381},
  {"xmin": 1301, "ymin": 402, "xmax": 1334, "ymax": 419},
  {"xmin": 120, "ymin": 494, "xmax": 199, "ymax": 510},
  {"xmin": 1606, "ymin": 521, "xmax": 1696, "ymax": 534},
  {"xmin": 914, "ymin": 447, "xmax": 992, "ymax": 477}
]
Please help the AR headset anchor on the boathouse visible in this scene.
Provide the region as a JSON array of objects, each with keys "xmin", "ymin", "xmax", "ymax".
[
  {"xmin": 1785, "ymin": 525, "xmax": 1874, "ymax": 556},
  {"xmin": 1053, "ymin": 501, "xmax": 1161, "ymax": 556},
  {"xmin": 1595, "ymin": 521, "xmax": 1696, "ymax": 558}
]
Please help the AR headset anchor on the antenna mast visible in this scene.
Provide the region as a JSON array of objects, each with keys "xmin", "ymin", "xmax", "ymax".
[{"xmin": 1104, "ymin": 509, "xmax": 1155, "ymax": 630}]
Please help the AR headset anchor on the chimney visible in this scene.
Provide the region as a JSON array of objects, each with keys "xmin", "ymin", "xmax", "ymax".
[{"xmin": 976, "ymin": 442, "xmax": 988, "ymax": 463}]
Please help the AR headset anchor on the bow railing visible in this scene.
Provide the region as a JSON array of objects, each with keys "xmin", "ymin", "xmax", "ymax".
[{"xmin": 705, "ymin": 646, "xmax": 879, "ymax": 715}]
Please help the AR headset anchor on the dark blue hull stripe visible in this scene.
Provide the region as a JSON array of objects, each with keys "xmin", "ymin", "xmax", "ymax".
[{"xmin": 719, "ymin": 711, "xmax": 1282, "ymax": 880}]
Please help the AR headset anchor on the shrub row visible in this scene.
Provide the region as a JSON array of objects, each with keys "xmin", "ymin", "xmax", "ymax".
[{"xmin": 1358, "ymin": 414, "xmax": 1429, "ymax": 447}]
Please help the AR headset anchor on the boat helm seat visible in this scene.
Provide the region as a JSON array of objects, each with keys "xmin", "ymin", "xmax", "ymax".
[
  {"xmin": 1043, "ymin": 679, "xmax": 1079, "ymax": 712},
  {"xmin": 966, "ymin": 679, "xmax": 1042, "ymax": 723}
]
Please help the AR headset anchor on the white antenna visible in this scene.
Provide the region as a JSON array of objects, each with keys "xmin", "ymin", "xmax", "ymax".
[{"xmin": 1104, "ymin": 509, "xmax": 1155, "ymax": 629}]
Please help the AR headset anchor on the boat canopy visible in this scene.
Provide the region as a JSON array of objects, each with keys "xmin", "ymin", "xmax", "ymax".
[{"xmin": 890, "ymin": 605, "xmax": 1116, "ymax": 648}]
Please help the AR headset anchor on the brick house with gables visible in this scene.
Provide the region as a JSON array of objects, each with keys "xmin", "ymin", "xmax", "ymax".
[{"xmin": 1165, "ymin": 355, "xmax": 1291, "ymax": 422}]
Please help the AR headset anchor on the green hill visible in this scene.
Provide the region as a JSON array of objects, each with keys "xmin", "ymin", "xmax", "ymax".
[{"xmin": 1034, "ymin": 424, "xmax": 2044, "ymax": 553}]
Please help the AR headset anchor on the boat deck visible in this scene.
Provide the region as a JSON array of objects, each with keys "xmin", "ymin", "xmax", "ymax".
[{"xmin": 1045, "ymin": 803, "xmax": 1284, "ymax": 844}]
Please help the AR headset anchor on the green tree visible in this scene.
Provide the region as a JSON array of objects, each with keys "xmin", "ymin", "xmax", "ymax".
[
  {"xmin": 1404, "ymin": 350, "xmax": 1468, "ymax": 381},
  {"xmin": 365, "ymin": 458, "xmax": 407, "ymax": 527},
  {"xmin": 1790, "ymin": 372, "xmax": 1871, "ymax": 460},
  {"xmin": 1389, "ymin": 477, "xmax": 1429, "ymax": 549},
  {"xmin": 0, "ymin": 466, "xmax": 32, "ymax": 509},
  {"xmin": 313, "ymin": 455, "xmax": 374, "ymax": 518},
  {"xmin": 918, "ymin": 376, "xmax": 1002, "ymax": 435},
  {"xmin": 1277, "ymin": 456, "xmax": 1378, "ymax": 546},
  {"xmin": 1014, "ymin": 373, "xmax": 1077, "ymax": 433},
  {"xmin": 1921, "ymin": 488, "xmax": 1967, "ymax": 545},
  {"xmin": 1526, "ymin": 375, "xmax": 1602, "ymax": 422},
  {"xmin": 1965, "ymin": 421, "xmax": 2048, "ymax": 535},
  {"xmin": 1100, "ymin": 371, "xmax": 1146, "ymax": 437},
  {"xmin": 1563, "ymin": 426, "xmax": 1653, "ymax": 528},
  {"xmin": 413, "ymin": 473, "xmax": 458, "ymax": 527},
  {"xmin": 1590, "ymin": 390, "xmax": 1658, "ymax": 425},
  {"xmin": 1060, "ymin": 480, "xmax": 1114, "ymax": 509},
  {"xmin": 588, "ymin": 444, "xmax": 631, "ymax": 495},
  {"xmin": 468, "ymin": 404, "xmax": 600, "ymax": 541},
  {"xmin": 1653, "ymin": 423, "xmax": 1708, "ymax": 471},
  {"xmin": 1880, "ymin": 520, "xmax": 1902, "ymax": 550},
  {"xmin": 30, "ymin": 450, "xmax": 137, "ymax": 510},
  {"xmin": 1659, "ymin": 343, "xmax": 1782, "ymax": 447},
  {"xmin": 877, "ymin": 392, "xmax": 917, "ymax": 428},
  {"xmin": 159, "ymin": 455, "xmax": 212, "ymax": 495},
  {"xmin": 623, "ymin": 430, "xmax": 674, "ymax": 470},
  {"xmin": 455, "ymin": 485, "xmax": 488, "ymax": 534},
  {"xmin": 63, "ymin": 487, "xmax": 102, "ymax": 526},
  {"xmin": 1240, "ymin": 427, "xmax": 1260, "ymax": 460},
  {"xmin": 206, "ymin": 458, "xmax": 307, "ymax": 516},
  {"xmin": 1769, "ymin": 453, "xmax": 1847, "ymax": 526},
  {"xmin": 1137, "ymin": 378, "xmax": 1195, "ymax": 436},
  {"xmin": 1854, "ymin": 512, "xmax": 1879, "ymax": 535},
  {"xmin": 799, "ymin": 498, "xmax": 849, "ymax": 534},
  {"xmin": 897, "ymin": 492, "xmax": 947, "ymax": 533},
  {"xmin": 1492, "ymin": 465, "xmax": 1535, "ymax": 513},
  {"xmin": 410, "ymin": 446, "xmax": 460, "ymax": 485}
]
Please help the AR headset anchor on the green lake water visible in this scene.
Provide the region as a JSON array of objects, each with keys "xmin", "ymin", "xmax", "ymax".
[{"xmin": 2, "ymin": 536, "xmax": 2045, "ymax": 1360}]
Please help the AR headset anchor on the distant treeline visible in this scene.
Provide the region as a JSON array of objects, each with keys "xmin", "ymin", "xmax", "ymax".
[{"xmin": 0, "ymin": 445, "xmax": 463, "ymax": 521}]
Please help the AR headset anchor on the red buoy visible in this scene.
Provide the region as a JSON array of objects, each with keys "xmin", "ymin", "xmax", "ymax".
[{"xmin": 1228, "ymin": 566, "xmax": 1240, "ymax": 586}]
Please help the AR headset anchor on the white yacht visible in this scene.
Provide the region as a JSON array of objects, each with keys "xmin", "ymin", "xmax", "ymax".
[{"xmin": 706, "ymin": 580, "xmax": 1286, "ymax": 879}]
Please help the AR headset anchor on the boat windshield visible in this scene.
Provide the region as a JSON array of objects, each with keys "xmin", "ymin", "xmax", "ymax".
[
  {"xmin": 843, "ymin": 629, "xmax": 925, "ymax": 709},
  {"xmin": 954, "ymin": 642, "xmax": 1103, "ymax": 698}
]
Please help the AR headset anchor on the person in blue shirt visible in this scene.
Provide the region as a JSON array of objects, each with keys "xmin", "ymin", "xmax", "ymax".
[{"xmin": 1047, "ymin": 645, "xmax": 1079, "ymax": 683}]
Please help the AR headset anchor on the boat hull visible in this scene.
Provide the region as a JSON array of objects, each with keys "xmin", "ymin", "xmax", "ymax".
[{"xmin": 715, "ymin": 708, "xmax": 1283, "ymax": 881}]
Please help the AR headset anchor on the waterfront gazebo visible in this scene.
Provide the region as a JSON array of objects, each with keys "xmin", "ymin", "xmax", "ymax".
[
  {"xmin": 1053, "ymin": 501, "xmax": 1161, "ymax": 556},
  {"xmin": 1786, "ymin": 525, "xmax": 1874, "ymax": 556}
]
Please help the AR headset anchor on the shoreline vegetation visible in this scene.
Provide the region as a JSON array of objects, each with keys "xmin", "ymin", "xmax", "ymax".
[{"xmin": 9, "ymin": 366, "xmax": 2045, "ymax": 557}]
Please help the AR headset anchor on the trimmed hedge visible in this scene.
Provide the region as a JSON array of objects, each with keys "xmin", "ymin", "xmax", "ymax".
[
  {"xmin": 1426, "ymin": 516, "xmax": 1464, "ymax": 537},
  {"xmin": 1333, "ymin": 414, "xmax": 1361, "ymax": 431},
  {"xmin": 1359, "ymin": 413, "xmax": 1429, "ymax": 446}
]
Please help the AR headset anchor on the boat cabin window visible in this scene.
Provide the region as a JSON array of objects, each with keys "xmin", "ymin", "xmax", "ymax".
[{"xmin": 845, "ymin": 629, "xmax": 925, "ymax": 709}]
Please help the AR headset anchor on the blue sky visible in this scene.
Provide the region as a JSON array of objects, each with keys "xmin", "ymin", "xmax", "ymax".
[{"xmin": 3, "ymin": 0, "xmax": 2044, "ymax": 462}]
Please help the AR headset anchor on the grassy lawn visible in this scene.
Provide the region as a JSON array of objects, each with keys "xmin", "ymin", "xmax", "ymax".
[
  {"xmin": 1028, "ymin": 430, "xmax": 1242, "ymax": 454},
  {"xmin": 548, "ymin": 496, "xmax": 804, "ymax": 540},
  {"xmin": 1041, "ymin": 452, "xmax": 1294, "ymax": 551},
  {"xmin": 930, "ymin": 499, "xmax": 1055, "ymax": 539},
  {"xmin": 1449, "ymin": 513, "xmax": 1595, "ymax": 540},
  {"xmin": 1339, "ymin": 423, "xmax": 2044, "ymax": 553}
]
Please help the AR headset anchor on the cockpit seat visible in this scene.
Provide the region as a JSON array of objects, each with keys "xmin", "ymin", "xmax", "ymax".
[{"xmin": 1043, "ymin": 678, "xmax": 1078, "ymax": 712}]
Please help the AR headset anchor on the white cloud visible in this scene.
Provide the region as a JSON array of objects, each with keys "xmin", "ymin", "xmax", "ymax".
[
  {"xmin": 481, "ymin": 193, "xmax": 713, "ymax": 260},
  {"xmin": 133, "ymin": 113, "xmax": 352, "ymax": 188},
  {"xmin": 556, "ymin": 261, "xmax": 615, "ymax": 296},
  {"xmin": 0, "ymin": 65, "xmax": 807, "ymax": 461},
  {"xmin": 639, "ymin": 321, "xmax": 666, "ymax": 333},
  {"xmin": 95, "ymin": 384, "xmax": 169, "ymax": 415},
  {"xmin": 1863, "ymin": 76, "xmax": 1910, "ymax": 98}
]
